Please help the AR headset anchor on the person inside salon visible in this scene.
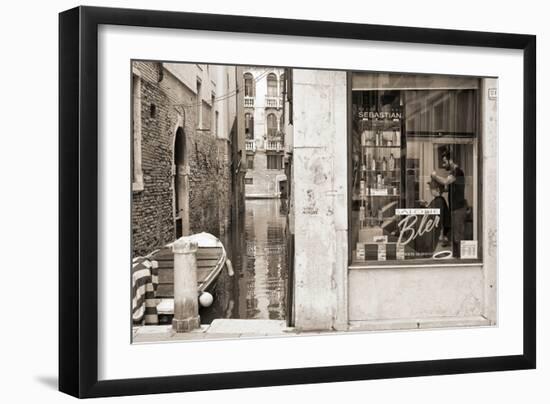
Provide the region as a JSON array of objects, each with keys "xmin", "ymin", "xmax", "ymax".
[{"xmin": 430, "ymin": 148, "xmax": 467, "ymax": 258}]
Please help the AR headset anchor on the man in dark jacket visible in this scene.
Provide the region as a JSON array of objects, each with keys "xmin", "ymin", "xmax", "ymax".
[{"xmin": 431, "ymin": 148, "xmax": 467, "ymax": 258}]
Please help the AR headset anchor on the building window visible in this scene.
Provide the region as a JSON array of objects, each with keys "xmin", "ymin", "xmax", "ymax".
[
  {"xmin": 267, "ymin": 154, "xmax": 283, "ymax": 170},
  {"xmin": 211, "ymin": 93, "xmax": 216, "ymax": 134},
  {"xmin": 267, "ymin": 73, "xmax": 278, "ymax": 97},
  {"xmin": 247, "ymin": 155, "xmax": 254, "ymax": 169},
  {"xmin": 266, "ymin": 113, "xmax": 278, "ymax": 139},
  {"xmin": 350, "ymin": 72, "xmax": 481, "ymax": 264},
  {"xmin": 244, "ymin": 73, "xmax": 255, "ymax": 97},
  {"xmin": 132, "ymin": 72, "xmax": 144, "ymax": 192},
  {"xmin": 280, "ymin": 73, "xmax": 285, "ymax": 97},
  {"xmin": 245, "ymin": 177, "xmax": 253, "ymax": 185},
  {"xmin": 196, "ymin": 79, "xmax": 202, "ymax": 129},
  {"xmin": 215, "ymin": 111, "xmax": 219, "ymax": 137},
  {"xmin": 245, "ymin": 113, "xmax": 254, "ymax": 139}
]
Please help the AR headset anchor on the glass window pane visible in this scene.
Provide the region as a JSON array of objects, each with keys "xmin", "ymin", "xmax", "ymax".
[
  {"xmin": 351, "ymin": 73, "xmax": 481, "ymax": 265},
  {"xmin": 267, "ymin": 73, "xmax": 277, "ymax": 97}
]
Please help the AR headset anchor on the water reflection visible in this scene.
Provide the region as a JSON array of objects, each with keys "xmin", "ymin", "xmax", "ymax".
[{"xmin": 201, "ymin": 199, "xmax": 288, "ymax": 323}]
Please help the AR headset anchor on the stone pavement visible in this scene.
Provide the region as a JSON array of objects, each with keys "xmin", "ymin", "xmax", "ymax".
[{"xmin": 132, "ymin": 319, "xmax": 302, "ymax": 343}]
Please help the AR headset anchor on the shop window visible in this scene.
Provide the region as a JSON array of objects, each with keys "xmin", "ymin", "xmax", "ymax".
[
  {"xmin": 247, "ymin": 155, "xmax": 254, "ymax": 170},
  {"xmin": 267, "ymin": 154, "xmax": 283, "ymax": 170},
  {"xmin": 350, "ymin": 73, "xmax": 481, "ymax": 264},
  {"xmin": 245, "ymin": 177, "xmax": 253, "ymax": 185}
]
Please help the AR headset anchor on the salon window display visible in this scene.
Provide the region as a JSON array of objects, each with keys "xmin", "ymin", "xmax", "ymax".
[{"xmin": 351, "ymin": 74, "xmax": 481, "ymax": 264}]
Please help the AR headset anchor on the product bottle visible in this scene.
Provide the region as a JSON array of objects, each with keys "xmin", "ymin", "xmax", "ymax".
[
  {"xmin": 367, "ymin": 205, "xmax": 372, "ymax": 227},
  {"xmin": 382, "ymin": 157, "xmax": 387, "ymax": 171},
  {"xmin": 388, "ymin": 153, "xmax": 395, "ymax": 171},
  {"xmin": 371, "ymin": 155, "xmax": 376, "ymax": 171}
]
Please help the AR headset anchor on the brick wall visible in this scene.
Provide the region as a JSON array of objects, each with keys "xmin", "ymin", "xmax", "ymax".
[{"xmin": 132, "ymin": 61, "xmax": 233, "ymax": 256}]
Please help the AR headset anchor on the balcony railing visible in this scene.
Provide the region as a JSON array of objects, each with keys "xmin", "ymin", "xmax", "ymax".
[
  {"xmin": 265, "ymin": 96, "xmax": 282, "ymax": 109},
  {"xmin": 265, "ymin": 140, "xmax": 284, "ymax": 152},
  {"xmin": 245, "ymin": 139, "xmax": 256, "ymax": 152},
  {"xmin": 244, "ymin": 96, "xmax": 255, "ymax": 108}
]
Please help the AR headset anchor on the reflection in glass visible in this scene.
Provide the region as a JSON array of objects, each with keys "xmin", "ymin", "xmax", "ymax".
[{"xmin": 351, "ymin": 73, "xmax": 480, "ymax": 264}]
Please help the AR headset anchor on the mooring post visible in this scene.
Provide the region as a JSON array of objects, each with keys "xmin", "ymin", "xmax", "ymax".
[{"xmin": 172, "ymin": 237, "xmax": 200, "ymax": 332}]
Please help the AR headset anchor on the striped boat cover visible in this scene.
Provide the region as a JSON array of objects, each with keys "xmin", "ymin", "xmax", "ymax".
[{"xmin": 132, "ymin": 257, "xmax": 159, "ymax": 325}]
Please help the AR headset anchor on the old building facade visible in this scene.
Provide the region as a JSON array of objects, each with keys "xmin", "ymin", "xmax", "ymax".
[
  {"xmin": 242, "ymin": 67, "xmax": 287, "ymax": 198},
  {"xmin": 285, "ymin": 69, "xmax": 498, "ymax": 332},
  {"xmin": 132, "ymin": 62, "xmax": 245, "ymax": 257}
]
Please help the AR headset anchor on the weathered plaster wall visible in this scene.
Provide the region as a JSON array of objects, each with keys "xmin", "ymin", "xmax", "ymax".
[
  {"xmin": 481, "ymin": 78, "xmax": 498, "ymax": 324},
  {"xmin": 349, "ymin": 265, "xmax": 484, "ymax": 321},
  {"xmin": 292, "ymin": 70, "xmax": 348, "ymax": 331}
]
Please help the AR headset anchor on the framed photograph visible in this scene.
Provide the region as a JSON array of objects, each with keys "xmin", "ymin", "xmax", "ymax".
[{"xmin": 59, "ymin": 6, "xmax": 536, "ymax": 398}]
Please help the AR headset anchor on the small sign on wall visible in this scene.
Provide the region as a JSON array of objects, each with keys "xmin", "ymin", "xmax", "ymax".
[{"xmin": 488, "ymin": 88, "xmax": 497, "ymax": 100}]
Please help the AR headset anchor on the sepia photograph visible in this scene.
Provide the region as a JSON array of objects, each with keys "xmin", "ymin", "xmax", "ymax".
[{"xmin": 130, "ymin": 61, "xmax": 498, "ymax": 343}]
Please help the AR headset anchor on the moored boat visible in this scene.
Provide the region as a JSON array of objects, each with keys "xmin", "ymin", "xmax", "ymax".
[{"xmin": 132, "ymin": 232, "xmax": 231, "ymax": 326}]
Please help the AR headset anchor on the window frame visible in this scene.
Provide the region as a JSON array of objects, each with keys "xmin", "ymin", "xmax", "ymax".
[
  {"xmin": 244, "ymin": 72, "xmax": 255, "ymax": 97},
  {"xmin": 267, "ymin": 73, "xmax": 278, "ymax": 97},
  {"xmin": 347, "ymin": 72, "xmax": 484, "ymax": 268},
  {"xmin": 245, "ymin": 112, "xmax": 254, "ymax": 139},
  {"xmin": 266, "ymin": 153, "xmax": 283, "ymax": 170},
  {"xmin": 131, "ymin": 68, "xmax": 144, "ymax": 192},
  {"xmin": 196, "ymin": 78, "xmax": 202, "ymax": 129},
  {"xmin": 266, "ymin": 112, "xmax": 278, "ymax": 139}
]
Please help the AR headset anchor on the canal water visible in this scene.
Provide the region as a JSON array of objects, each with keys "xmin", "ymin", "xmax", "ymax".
[{"xmin": 201, "ymin": 198, "xmax": 289, "ymax": 323}]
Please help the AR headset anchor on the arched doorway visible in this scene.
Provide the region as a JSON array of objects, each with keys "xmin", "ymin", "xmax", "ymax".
[{"xmin": 174, "ymin": 127, "xmax": 189, "ymax": 238}]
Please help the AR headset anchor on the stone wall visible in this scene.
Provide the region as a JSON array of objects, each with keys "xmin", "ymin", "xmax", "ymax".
[
  {"xmin": 291, "ymin": 69, "xmax": 349, "ymax": 331},
  {"xmin": 244, "ymin": 151, "xmax": 286, "ymax": 198},
  {"xmin": 132, "ymin": 61, "xmax": 233, "ymax": 257}
]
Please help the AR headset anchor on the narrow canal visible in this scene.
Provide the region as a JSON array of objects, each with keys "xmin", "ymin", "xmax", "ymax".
[{"xmin": 201, "ymin": 198, "xmax": 289, "ymax": 323}]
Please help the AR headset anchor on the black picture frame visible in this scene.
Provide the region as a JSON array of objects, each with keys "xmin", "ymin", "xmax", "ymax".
[{"xmin": 59, "ymin": 6, "xmax": 536, "ymax": 398}]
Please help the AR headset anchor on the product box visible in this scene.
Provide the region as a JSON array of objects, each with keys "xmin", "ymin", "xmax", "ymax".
[
  {"xmin": 356, "ymin": 242, "xmax": 365, "ymax": 260},
  {"xmin": 363, "ymin": 242, "xmax": 405, "ymax": 261}
]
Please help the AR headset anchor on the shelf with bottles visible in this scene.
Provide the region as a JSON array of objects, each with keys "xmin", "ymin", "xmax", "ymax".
[
  {"xmin": 352, "ymin": 193, "xmax": 400, "ymax": 201},
  {"xmin": 360, "ymin": 127, "xmax": 402, "ymax": 148},
  {"xmin": 361, "ymin": 155, "xmax": 400, "ymax": 173},
  {"xmin": 362, "ymin": 146, "xmax": 402, "ymax": 149}
]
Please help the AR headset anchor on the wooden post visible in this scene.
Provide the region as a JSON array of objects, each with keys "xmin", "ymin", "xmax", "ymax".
[{"xmin": 172, "ymin": 237, "xmax": 200, "ymax": 332}]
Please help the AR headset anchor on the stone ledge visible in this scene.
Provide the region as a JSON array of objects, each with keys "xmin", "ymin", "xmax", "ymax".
[{"xmin": 349, "ymin": 315, "xmax": 492, "ymax": 331}]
